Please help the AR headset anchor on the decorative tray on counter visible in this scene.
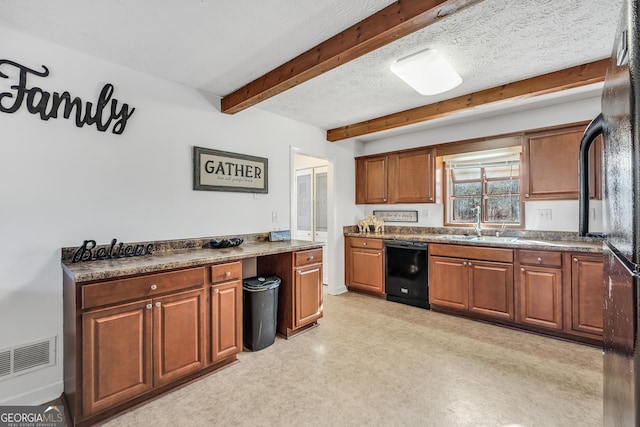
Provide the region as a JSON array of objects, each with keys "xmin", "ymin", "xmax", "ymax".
[{"xmin": 202, "ymin": 238, "xmax": 243, "ymax": 249}]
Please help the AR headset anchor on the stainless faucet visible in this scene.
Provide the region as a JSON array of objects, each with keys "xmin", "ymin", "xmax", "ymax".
[{"xmin": 473, "ymin": 206, "xmax": 482, "ymax": 236}]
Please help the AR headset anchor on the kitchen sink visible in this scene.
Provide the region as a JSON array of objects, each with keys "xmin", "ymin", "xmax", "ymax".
[
  {"xmin": 515, "ymin": 239, "xmax": 566, "ymax": 246},
  {"xmin": 437, "ymin": 235, "xmax": 519, "ymax": 243},
  {"xmin": 437, "ymin": 235, "xmax": 477, "ymax": 241}
]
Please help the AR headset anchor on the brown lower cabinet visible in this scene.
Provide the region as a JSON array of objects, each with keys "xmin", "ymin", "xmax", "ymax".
[
  {"xmin": 344, "ymin": 237, "xmax": 385, "ymax": 296},
  {"xmin": 257, "ymin": 248, "xmax": 323, "ymax": 338},
  {"xmin": 428, "ymin": 243, "xmax": 603, "ymax": 345},
  {"xmin": 65, "ymin": 264, "xmax": 241, "ymax": 427},
  {"xmin": 429, "ymin": 244, "xmax": 514, "ymax": 321},
  {"xmin": 516, "ymin": 250, "xmax": 564, "ymax": 330},
  {"xmin": 81, "ymin": 299, "xmax": 154, "ymax": 416},
  {"xmin": 570, "ymin": 253, "xmax": 604, "ymax": 336},
  {"xmin": 210, "ymin": 262, "xmax": 242, "ymax": 362}
]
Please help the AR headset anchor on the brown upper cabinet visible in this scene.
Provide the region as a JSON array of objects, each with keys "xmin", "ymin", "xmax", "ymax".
[
  {"xmin": 356, "ymin": 155, "xmax": 388, "ymax": 204},
  {"xmin": 523, "ymin": 124, "xmax": 602, "ymax": 200},
  {"xmin": 356, "ymin": 148, "xmax": 435, "ymax": 204}
]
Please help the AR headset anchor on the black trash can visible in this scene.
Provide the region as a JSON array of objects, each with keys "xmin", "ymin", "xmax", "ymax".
[{"xmin": 242, "ymin": 275, "xmax": 280, "ymax": 351}]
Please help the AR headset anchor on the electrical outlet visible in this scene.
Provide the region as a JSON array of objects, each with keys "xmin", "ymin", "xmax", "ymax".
[
  {"xmin": 589, "ymin": 208, "xmax": 596, "ymax": 220},
  {"xmin": 538, "ymin": 209, "xmax": 552, "ymax": 221},
  {"xmin": 272, "ymin": 211, "xmax": 278, "ymax": 222}
]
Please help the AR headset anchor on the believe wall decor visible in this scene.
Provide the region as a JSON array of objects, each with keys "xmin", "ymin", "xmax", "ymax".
[
  {"xmin": 71, "ymin": 238, "xmax": 154, "ymax": 263},
  {"xmin": 0, "ymin": 59, "xmax": 135, "ymax": 134},
  {"xmin": 193, "ymin": 146, "xmax": 268, "ymax": 193}
]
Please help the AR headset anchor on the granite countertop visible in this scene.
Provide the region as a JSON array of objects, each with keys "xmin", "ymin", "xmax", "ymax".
[
  {"xmin": 344, "ymin": 226, "xmax": 603, "ymax": 253},
  {"xmin": 62, "ymin": 237, "xmax": 323, "ymax": 283}
]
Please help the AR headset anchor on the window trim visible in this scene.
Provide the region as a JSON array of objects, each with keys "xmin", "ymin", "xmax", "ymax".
[{"xmin": 443, "ymin": 154, "xmax": 525, "ymax": 229}]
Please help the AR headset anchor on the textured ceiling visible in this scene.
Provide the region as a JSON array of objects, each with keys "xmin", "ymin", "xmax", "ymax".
[
  {"xmin": 0, "ymin": 0, "xmax": 395, "ymax": 95},
  {"xmin": 0, "ymin": 0, "xmax": 624, "ymax": 141},
  {"xmin": 258, "ymin": 0, "xmax": 623, "ymax": 130}
]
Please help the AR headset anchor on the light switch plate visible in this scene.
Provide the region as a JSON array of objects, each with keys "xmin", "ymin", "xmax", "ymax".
[{"xmin": 538, "ymin": 209, "xmax": 552, "ymax": 221}]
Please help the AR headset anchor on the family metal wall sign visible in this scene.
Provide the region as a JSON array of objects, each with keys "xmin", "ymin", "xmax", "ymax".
[
  {"xmin": 0, "ymin": 59, "xmax": 135, "ymax": 134},
  {"xmin": 193, "ymin": 146, "xmax": 268, "ymax": 193}
]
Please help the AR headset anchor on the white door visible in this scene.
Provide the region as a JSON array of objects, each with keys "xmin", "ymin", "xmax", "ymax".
[
  {"xmin": 295, "ymin": 169, "xmax": 313, "ymax": 241},
  {"xmin": 314, "ymin": 167, "xmax": 329, "ymax": 285},
  {"xmin": 294, "ymin": 166, "xmax": 329, "ymax": 284}
]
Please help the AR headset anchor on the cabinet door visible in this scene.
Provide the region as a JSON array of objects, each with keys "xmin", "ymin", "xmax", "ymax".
[
  {"xmin": 523, "ymin": 125, "xmax": 602, "ymax": 200},
  {"xmin": 388, "ymin": 148, "xmax": 435, "ymax": 203},
  {"xmin": 356, "ymin": 156, "xmax": 387, "ymax": 204},
  {"xmin": 428, "ymin": 256, "xmax": 469, "ymax": 310},
  {"xmin": 571, "ymin": 254, "xmax": 604, "ymax": 336},
  {"xmin": 469, "ymin": 260, "xmax": 514, "ymax": 320},
  {"xmin": 211, "ymin": 280, "xmax": 242, "ymax": 362},
  {"xmin": 153, "ymin": 288, "xmax": 206, "ymax": 387},
  {"xmin": 82, "ymin": 300, "xmax": 153, "ymax": 416},
  {"xmin": 295, "ymin": 264, "xmax": 323, "ymax": 328},
  {"xmin": 517, "ymin": 266, "xmax": 563, "ymax": 330},
  {"xmin": 349, "ymin": 247, "xmax": 384, "ymax": 293}
]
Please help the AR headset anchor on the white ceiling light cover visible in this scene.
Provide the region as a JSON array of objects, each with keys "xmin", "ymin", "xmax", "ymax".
[{"xmin": 390, "ymin": 48, "xmax": 462, "ymax": 96}]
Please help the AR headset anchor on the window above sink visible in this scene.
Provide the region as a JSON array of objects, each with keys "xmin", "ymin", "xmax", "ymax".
[{"xmin": 442, "ymin": 146, "xmax": 524, "ymax": 230}]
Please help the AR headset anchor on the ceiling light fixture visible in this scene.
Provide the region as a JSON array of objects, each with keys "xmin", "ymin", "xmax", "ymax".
[{"xmin": 390, "ymin": 48, "xmax": 462, "ymax": 96}]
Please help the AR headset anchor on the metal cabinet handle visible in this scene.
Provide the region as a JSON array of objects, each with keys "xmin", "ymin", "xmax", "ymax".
[
  {"xmin": 308, "ymin": 255, "xmax": 314, "ymax": 260},
  {"xmin": 463, "ymin": 261, "xmax": 467, "ymax": 266},
  {"xmin": 525, "ymin": 193, "xmax": 530, "ymax": 198},
  {"xmin": 150, "ymin": 284, "xmax": 157, "ymax": 290},
  {"xmin": 214, "ymin": 288, "xmax": 219, "ymax": 294},
  {"xmin": 225, "ymin": 271, "xmax": 231, "ymax": 277},
  {"xmin": 429, "ymin": 197, "xmax": 434, "ymax": 201},
  {"xmin": 363, "ymin": 242, "xmax": 367, "ymax": 246},
  {"xmin": 521, "ymin": 268, "xmax": 525, "ymax": 272},
  {"xmin": 155, "ymin": 302, "xmax": 161, "ymax": 307},
  {"xmin": 146, "ymin": 304, "xmax": 152, "ymax": 309},
  {"xmin": 468, "ymin": 262, "xmax": 472, "ymax": 267},
  {"xmin": 573, "ymin": 258, "xmax": 578, "ymax": 262},
  {"xmin": 537, "ymin": 257, "xmax": 542, "ymax": 263}
]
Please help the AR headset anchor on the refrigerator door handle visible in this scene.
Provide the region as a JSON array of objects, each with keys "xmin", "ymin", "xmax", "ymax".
[
  {"xmin": 606, "ymin": 240, "xmax": 640, "ymax": 278},
  {"xmin": 578, "ymin": 113, "xmax": 604, "ymax": 236}
]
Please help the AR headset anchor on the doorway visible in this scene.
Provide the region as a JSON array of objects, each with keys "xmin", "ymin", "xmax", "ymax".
[{"xmin": 292, "ymin": 153, "xmax": 329, "ymax": 285}]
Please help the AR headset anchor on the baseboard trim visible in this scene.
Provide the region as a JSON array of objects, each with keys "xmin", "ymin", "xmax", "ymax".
[
  {"xmin": 329, "ymin": 285, "xmax": 348, "ymax": 295},
  {"xmin": 0, "ymin": 380, "xmax": 63, "ymax": 405}
]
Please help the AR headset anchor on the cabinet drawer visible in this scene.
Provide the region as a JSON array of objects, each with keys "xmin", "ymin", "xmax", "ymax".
[
  {"xmin": 294, "ymin": 249, "xmax": 323, "ymax": 267},
  {"xmin": 518, "ymin": 250, "xmax": 562, "ymax": 267},
  {"xmin": 348, "ymin": 237, "xmax": 383, "ymax": 250},
  {"xmin": 82, "ymin": 267, "xmax": 205, "ymax": 309},
  {"xmin": 429, "ymin": 243, "xmax": 513, "ymax": 263},
  {"xmin": 211, "ymin": 261, "xmax": 242, "ymax": 283}
]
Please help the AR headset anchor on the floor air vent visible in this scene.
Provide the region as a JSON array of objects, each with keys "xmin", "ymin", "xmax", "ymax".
[{"xmin": 0, "ymin": 337, "xmax": 56, "ymax": 380}]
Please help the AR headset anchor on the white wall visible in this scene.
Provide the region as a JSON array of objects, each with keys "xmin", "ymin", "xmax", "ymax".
[
  {"xmin": 360, "ymin": 94, "xmax": 604, "ymax": 232},
  {"xmin": 0, "ymin": 23, "xmax": 605, "ymax": 406},
  {"xmin": 0, "ymin": 26, "xmax": 360, "ymax": 404}
]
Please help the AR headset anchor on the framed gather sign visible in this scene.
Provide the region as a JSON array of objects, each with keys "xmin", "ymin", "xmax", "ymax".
[{"xmin": 193, "ymin": 146, "xmax": 268, "ymax": 193}]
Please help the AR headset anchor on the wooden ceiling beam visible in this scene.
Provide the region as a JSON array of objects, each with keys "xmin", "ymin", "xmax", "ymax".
[
  {"xmin": 220, "ymin": 0, "xmax": 483, "ymax": 114},
  {"xmin": 326, "ymin": 59, "xmax": 610, "ymax": 142}
]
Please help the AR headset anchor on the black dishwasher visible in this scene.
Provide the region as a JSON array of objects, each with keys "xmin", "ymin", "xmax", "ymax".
[{"xmin": 384, "ymin": 240, "xmax": 429, "ymax": 309}]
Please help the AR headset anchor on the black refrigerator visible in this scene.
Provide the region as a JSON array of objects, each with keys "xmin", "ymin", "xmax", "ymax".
[{"xmin": 579, "ymin": 0, "xmax": 640, "ymax": 424}]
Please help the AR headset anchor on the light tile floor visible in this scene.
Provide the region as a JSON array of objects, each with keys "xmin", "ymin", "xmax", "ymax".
[{"xmin": 101, "ymin": 291, "xmax": 602, "ymax": 427}]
